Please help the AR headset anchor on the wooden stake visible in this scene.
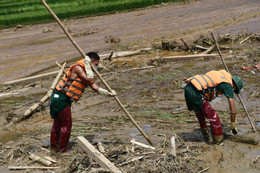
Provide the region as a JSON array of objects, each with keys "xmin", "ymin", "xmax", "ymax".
[
  {"xmin": 170, "ymin": 136, "xmax": 176, "ymax": 157},
  {"xmin": 211, "ymin": 33, "xmax": 256, "ymax": 132},
  {"xmin": 42, "ymin": 0, "xmax": 154, "ymax": 146},
  {"xmin": 77, "ymin": 136, "xmax": 122, "ymax": 173}
]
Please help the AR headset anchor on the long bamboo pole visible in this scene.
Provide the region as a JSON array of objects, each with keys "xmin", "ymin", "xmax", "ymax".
[
  {"xmin": 211, "ymin": 33, "xmax": 256, "ymax": 132},
  {"xmin": 41, "ymin": 0, "xmax": 153, "ymax": 146}
]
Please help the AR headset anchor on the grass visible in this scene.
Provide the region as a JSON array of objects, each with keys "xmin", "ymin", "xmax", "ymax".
[{"xmin": 0, "ymin": 0, "xmax": 185, "ymax": 29}]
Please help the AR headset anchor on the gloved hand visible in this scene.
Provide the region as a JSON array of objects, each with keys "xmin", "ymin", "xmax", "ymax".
[
  {"xmin": 229, "ymin": 121, "xmax": 238, "ymax": 135},
  {"xmin": 97, "ymin": 88, "xmax": 117, "ymax": 97}
]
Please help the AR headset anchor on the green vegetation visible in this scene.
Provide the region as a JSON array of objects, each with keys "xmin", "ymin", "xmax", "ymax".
[{"xmin": 0, "ymin": 0, "xmax": 185, "ymax": 29}]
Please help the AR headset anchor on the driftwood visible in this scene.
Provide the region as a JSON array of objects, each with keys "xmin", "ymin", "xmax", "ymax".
[
  {"xmin": 159, "ymin": 54, "xmax": 218, "ymax": 62},
  {"xmin": 77, "ymin": 136, "xmax": 122, "ymax": 173},
  {"xmin": 131, "ymin": 139, "xmax": 155, "ymax": 150},
  {"xmin": 0, "ymin": 87, "xmax": 34, "ymax": 99},
  {"xmin": 13, "ymin": 63, "xmax": 66, "ymax": 123},
  {"xmin": 101, "ymin": 48, "xmax": 151, "ymax": 60},
  {"xmin": 29, "ymin": 152, "xmax": 52, "ymax": 166},
  {"xmin": 8, "ymin": 166, "xmax": 60, "ymax": 170},
  {"xmin": 4, "ymin": 70, "xmax": 59, "ymax": 85},
  {"xmin": 225, "ymin": 134, "xmax": 259, "ymax": 145}
]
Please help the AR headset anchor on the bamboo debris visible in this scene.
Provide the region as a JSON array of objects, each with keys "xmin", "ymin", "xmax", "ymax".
[
  {"xmin": 29, "ymin": 152, "xmax": 52, "ymax": 166},
  {"xmin": 100, "ymin": 48, "xmax": 151, "ymax": 60},
  {"xmin": 160, "ymin": 54, "xmax": 218, "ymax": 62},
  {"xmin": 44, "ymin": 156, "xmax": 57, "ymax": 163},
  {"xmin": 203, "ymin": 45, "xmax": 215, "ymax": 54},
  {"xmin": 4, "ymin": 70, "xmax": 59, "ymax": 85},
  {"xmin": 8, "ymin": 166, "xmax": 60, "ymax": 170},
  {"xmin": 77, "ymin": 136, "xmax": 122, "ymax": 173},
  {"xmin": 117, "ymin": 156, "xmax": 143, "ymax": 166},
  {"xmin": 13, "ymin": 63, "xmax": 66, "ymax": 123},
  {"xmin": 194, "ymin": 44, "xmax": 208, "ymax": 51},
  {"xmin": 239, "ymin": 35, "xmax": 252, "ymax": 44},
  {"xmin": 197, "ymin": 167, "xmax": 209, "ymax": 173},
  {"xmin": 97, "ymin": 142, "xmax": 106, "ymax": 153},
  {"xmin": 131, "ymin": 139, "xmax": 155, "ymax": 150},
  {"xmin": 170, "ymin": 136, "xmax": 176, "ymax": 157}
]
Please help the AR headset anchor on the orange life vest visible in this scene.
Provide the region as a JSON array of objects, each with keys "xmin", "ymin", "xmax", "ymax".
[
  {"xmin": 186, "ymin": 70, "xmax": 233, "ymax": 101},
  {"xmin": 56, "ymin": 59, "xmax": 88, "ymax": 101}
]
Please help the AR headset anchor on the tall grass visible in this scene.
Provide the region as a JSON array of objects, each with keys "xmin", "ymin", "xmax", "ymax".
[{"xmin": 0, "ymin": 0, "xmax": 185, "ymax": 29}]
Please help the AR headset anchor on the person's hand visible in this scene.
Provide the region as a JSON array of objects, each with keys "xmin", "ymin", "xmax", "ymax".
[
  {"xmin": 229, "ymin": 121, "xmax": 238, "ymax": 135},
  {"xmin": 97, "ymin": 88, "xmax": 117, "ymax": 97},
  {"xmin": 108, "ymin": 90, "xmax": 117, "ymax": 97}
]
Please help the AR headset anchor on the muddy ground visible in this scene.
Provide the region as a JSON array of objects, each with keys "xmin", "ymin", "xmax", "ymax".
[{"xmin": 0, "ymin": 0, "xmax": 260, "ymax": 172}]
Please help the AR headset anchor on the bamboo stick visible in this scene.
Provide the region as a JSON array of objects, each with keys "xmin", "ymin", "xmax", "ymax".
[{"xmin": 211, "ymin": 33, "xmax": 256, "ymax": 132}]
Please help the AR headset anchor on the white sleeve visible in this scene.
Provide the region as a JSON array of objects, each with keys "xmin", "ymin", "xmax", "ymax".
[{"xmin": 84, "ymin": 56, "xmax": 94, "ymax": 78}]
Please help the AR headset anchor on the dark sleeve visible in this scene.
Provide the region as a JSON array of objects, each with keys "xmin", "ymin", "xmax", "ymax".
[{"xmin": 216, "ymin": 83, "xmax": 234, "ymax": 98}]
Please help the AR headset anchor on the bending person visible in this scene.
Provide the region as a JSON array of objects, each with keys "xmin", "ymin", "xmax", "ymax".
[{"xmin": 184, "ymin": 70, "xmax": 243, "ymax": 144}]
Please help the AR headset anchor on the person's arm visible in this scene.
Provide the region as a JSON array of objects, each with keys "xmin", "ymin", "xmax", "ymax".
[
  {"xmin": 227, "ymin": 98, "xmax": 236, "ymax": 122},
  {"xmin": 227, "ymin": 97, "xmax": 238, "ymax": 134},
  {"xmin": 73, "ymin": 65, "xmax": 116, "ymax": 96}
]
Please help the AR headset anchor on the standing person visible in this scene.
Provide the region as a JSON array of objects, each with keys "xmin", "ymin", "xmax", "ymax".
[
  {"xmin": 50, "ymin": 52, "xmax": 116, "ymax": 152},
  {"xmin": 184, "ymin": 70, "xmax": 243, "ymax": 144}
]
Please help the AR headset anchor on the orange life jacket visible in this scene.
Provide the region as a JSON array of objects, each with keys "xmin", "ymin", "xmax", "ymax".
[
  {"xmin": 56, "ymin": 59, "xmax": 88, "ymax": 101},
  {"xmin": 186, "ymin": 70, "xmax": 233, "ymax": 101}
]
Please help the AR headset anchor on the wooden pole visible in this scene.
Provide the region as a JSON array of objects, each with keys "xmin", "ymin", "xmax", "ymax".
[
  {"xmin": 211, "ymin": 33, "xmax": 256, "ymax": 132},
  {"xmin": 41, "ymin": 0, "xmax": 154, "ymax": 146}
]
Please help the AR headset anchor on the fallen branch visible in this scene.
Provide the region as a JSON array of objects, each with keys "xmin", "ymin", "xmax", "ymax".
[
  {"xmin": 77, "ymin": 136, "xmax": 122, "ymax": 173},
  {"xmin": 131, "ymin": 139, "xmax": 155, "ymax": 150},
  {"xmin": 29, "ymin": 152, "xmax": 52, "ymax": 166},
  {"xmin": 13, "ymin": 62, "xmax": 66, "ymax": 123},
  {"xmin": 8, "ymin": 166, "xmax": 60, "ymax": 170}
]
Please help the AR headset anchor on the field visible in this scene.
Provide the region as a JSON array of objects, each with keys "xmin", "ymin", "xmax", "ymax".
[
  {"xmin": 0, "ymin": 0, "xmax": 260, "ymax": 172},
  {"xmin": 0, "ymin": 0, "xmax": 184, "ymax": 29}
]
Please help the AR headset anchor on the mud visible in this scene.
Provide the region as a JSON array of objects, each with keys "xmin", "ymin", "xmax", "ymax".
[{"xmin": 0, "ymin": 0, "xmax": 260, "ymax": 172}]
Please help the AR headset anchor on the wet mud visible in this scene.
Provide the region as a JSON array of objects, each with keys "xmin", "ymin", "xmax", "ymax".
[{"xmin": 0, "ymin": 0, "xmax": 260, "ymax": 172}]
